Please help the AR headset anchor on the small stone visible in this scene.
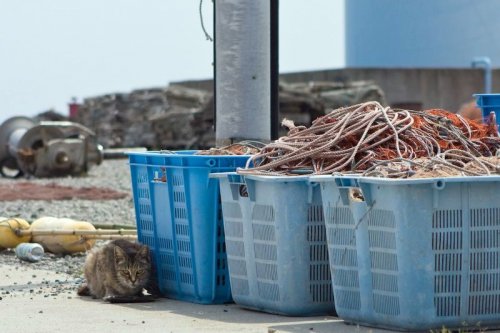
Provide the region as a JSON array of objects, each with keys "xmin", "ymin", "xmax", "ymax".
[{"xmin": 39, "ymin": 310, "xmax": 43, "ymax": 314}]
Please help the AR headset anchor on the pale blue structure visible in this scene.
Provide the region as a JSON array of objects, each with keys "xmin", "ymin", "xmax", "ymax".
[{"xmin": 345, "ymin": 0, "xmax": 500, "ymax": 68}]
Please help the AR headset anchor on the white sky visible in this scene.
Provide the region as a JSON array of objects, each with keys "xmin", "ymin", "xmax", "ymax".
[{"xmin": 0, "ymin": 1, "xmax": 344, "ymax": 123}]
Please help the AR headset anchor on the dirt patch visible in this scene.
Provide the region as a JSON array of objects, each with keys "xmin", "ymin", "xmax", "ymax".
[{"xmin": 0, "ymin": 182, "xmax": 129, "ymax": 201}]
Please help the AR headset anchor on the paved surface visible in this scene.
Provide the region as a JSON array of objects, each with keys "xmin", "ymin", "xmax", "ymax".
[
  {"xmin": 3, "ymin": 262, "xmax": 498, "ymax": 333},
  {"xmin": 0, "ymin": 263, "xmax": 387, "ymax": 333}
]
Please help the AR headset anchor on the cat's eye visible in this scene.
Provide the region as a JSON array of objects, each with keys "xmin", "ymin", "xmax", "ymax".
[{"xmin": 137, "ymin": 270, "xmax": 144, "ymax": 275}]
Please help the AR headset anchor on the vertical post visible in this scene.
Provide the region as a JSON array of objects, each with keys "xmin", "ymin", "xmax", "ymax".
[
  {"xmin": 472, "ymin": 56, "xmax": 492, "ymax": 94},
  {"xmin": 215, "ymin": 0, "xmax": 271, "ymax": 147},
  {"xmin": 270, "ymin": 0, "xmax": 279, "ymax": 140}
]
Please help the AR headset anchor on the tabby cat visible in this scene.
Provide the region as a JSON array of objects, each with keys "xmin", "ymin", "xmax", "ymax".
[{"xmin": 77, "ymin": 239, "xmax": 154, "ymax": 301}]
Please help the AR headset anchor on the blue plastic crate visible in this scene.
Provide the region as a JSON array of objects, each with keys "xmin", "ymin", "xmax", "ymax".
[
  {"xmin": 474, "ymin": 93, "xmax": 500, "ymax": 125},
  {"xmin": 215, "ymin": 173, "xmax": 335, "ymax": 316},
  {"xmin": 128, "ymin": 151, "xmax": 251, "ymax": 304},
  {"xmin": 314, "ymin": 175, "xmax": 500, "ymax": 331}
]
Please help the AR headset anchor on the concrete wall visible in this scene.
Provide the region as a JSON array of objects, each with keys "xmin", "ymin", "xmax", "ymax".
[{"xmin": 174, "ymin": 68, "xmax": 500, "ymax": 113}]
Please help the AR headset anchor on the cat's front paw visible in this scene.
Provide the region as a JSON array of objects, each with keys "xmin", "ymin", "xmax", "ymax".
[{"xmin": 102, "ymin": 295, "xmax": 117, "ymax": 302}]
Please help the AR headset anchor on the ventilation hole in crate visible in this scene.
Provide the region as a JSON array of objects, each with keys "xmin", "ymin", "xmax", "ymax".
[
  {"xmin": 221, "ymin": 258, "xmax": 226, "ymax": 270},
  {"xmin": 217, "ymin": 225, "xmax": 222, "ymax": 237},
  {"xmin": 139, "ymin": 203, "xmax": 151, "ymax": 216},
  {"xmin": 433, "ymin": 210, "xmax": 463, "ymax": 229},
  {"xmin": 226, "ymin": 240, "xmax": 245, "ymax": 257},
  {"xmin": 217, "ymin": 258, "xmax": 221, "ymax": 270},
  {"xmin": 435, "ymin": 253, "xmax": 462, "ymax": 271},
  {"xmin": 157, "ymin": 238, "xmax": 173, "ymax": 250},
  {"xmin": 173, "ymin": 191, "xmax": 186, "ymax": 203},
  {"xmin": 161, "ymin": 268, "xmax": 176, "ymax": 281},
  {"xmin": 469, "ymin": 273, "xmax": 500, "ymax": 292},
  {"xmin": 310, "ymin": 244, "xmax": 329, "ymax": 261},
  {"xmin": 258, "ymin": 281, "xmax": 280, "ymax": 301},
  {"xmin": 252, "ymin": 205, "xmax": 275, "ymax": 222},
  {"xmin": 309, "ymin": 263, "xmax": 331, "ymax": 282},
  {"xmin": 141, "ymin": 235, "xmax": 155, "ymax": 248},
  {"xmin": 469, "ymin": 294, "xmax": 500, "ymax": 315},
  {"xmin": 370, "ymin": 251, "xmax": 398, "ymax": 271},
  {"xmin": 368, "ymin": 209, "xmax": 395, "ymax": 228},
  {"xmin": 138, "ymin": 187, "xmax": 149, "ymax": 199},
  {"xmin": 308, "ymin": 205, "xmax": 324, "ymax": 223},
  {"xmin": 368, "ymin": 230, "xmax": 396, "ymax": 250},
  {"xmin": 470, "ymin": 230, "xmax": 500, "ymax": 249},
  {"xmin": 216, "ymin": 274, "xmax": 227, "ymax": 286},
  {"xmin": 256, "ymin": 262, "xmax": 278, "ymax": 281},
  {"xmin": 254, "ymin": 244, "xmax": 277, "ymax": 261},
  {"xmin": 330, "ymin": 248, "xmax": 357, "ymax": 267},
  {"xmin": 176, "ymin": 240, "xmax": 191, "ymax": 253},
  {"xmin": 159, "ymin": 253, "xmax": 175, "ymax": 266},
  {"xmin": 172, "ymin": 175, "xmax": 183, "ymax": 186},
  {"xmin": 222, "ymin": 202, "xmax": 243, "ymax": 219},
  {"xmin": 174, "ymin": 207, "xmax": 188, "ymax": 220},
  {"xmin": 432, "ymin": 231, "xmax": 463, "ymax": 251},
  {"xmin": 310, "ymin": 283, "xmax": 333, "ymax": 303},
  {"xmin": 470, "ymin": 251, "xmax": 500, "ymax": 270},
  {"xmin": 326, "ymin": 206, "xmax": 354, "ymax": 226},
  {"xmin": 336, "ymin": 289, "xmax": 361, "ymax": 310},
  {"xmin": 308, "ymin": 224, "xmax": 327, "ymax": 242},
  {"xmin": 224, "ymin": 221, "xmax": 243, "ymax": 238},
  {"xmin": 328, "ymin": 227, "xmax": 356, "ymax": 247},
  {"xmin": 175, "ymin": 223, "xmax": 189, "ymax": 236},
  {"xmin": 228, "ymin": 259, "xmax": 247, "ymax": 276},
  {"xmin": 231, "ymin": 277, "xmax": 250, "ymax": 296},
  {"xmin": 252, "ymin": 224, "xmax": 275, "ymax": 241},
  {"xmin": 435, "ymin": 274, "xmax": 461, "ymax": 293},
  {"xmin": 372, "ymin": 272, "xmax": 398, "ymax": 292},
  {"xmin": 178, "ymin": 255, "xmax": 192, "ymax": 268},
  {"xmin": 373, "ymin": 294, "xmax": 400, "ymax": 316},
  {"xmin": 180, "ymin": 272, "xmax": 193, "ymax": 285},
  {"xmin": 138, "ymin": 170, "xmax": 148, "ymax": 184},
  {"xmin": 333, "ymin": 269, "xmax": 359, "ymax": 288},
  {"xmin": 138, "ymin": 218, "xmax": 153, "ymax": 232},
  {"xmin": 470, "ymin": 208, "xmax": 500, "ymax": 227},
  {"xmin": 435, "ymin": 296, "xmax": 460, "ymax": 317}
]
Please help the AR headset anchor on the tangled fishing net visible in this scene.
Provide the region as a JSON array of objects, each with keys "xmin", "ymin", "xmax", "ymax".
[{"xmin": 238, "ymin": 101, "xmax": 500, "ymax": 178}]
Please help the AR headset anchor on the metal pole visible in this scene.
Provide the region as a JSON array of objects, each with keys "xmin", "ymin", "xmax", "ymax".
[
  {"xmin": 270, "ymin": 0, "xmax": 279, "ymax": 140},
  {"xmin": 215, "ymin": 0, "xmax": 271, "ymax": 146},
  {"xmin": 472, "ymin": 56, "xmax": 492, "ymax": 94}
]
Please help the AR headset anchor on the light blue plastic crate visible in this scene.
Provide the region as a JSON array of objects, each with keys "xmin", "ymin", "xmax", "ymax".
[
  {"xmin": 474, "ymin": 93, "xmax": 500, "ymax": 125},
  {"xmin": 128, "ymin": 151, "xmax": 251, "ymax": 304},
  {"xmin": 314, "ymin": 175, "xmax": 500, "ymax": 331},
  {"xmin": 216, "ymin": 173, "xmax": 335, "ymax": 316}
]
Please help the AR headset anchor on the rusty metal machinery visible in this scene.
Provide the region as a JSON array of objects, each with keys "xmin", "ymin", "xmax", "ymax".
[{"xmin": 0, "ymin": 116, "xmax": 103, "ymax": 178}]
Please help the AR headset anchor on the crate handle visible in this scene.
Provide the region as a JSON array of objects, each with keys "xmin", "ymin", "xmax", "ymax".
[
  {"xmin": 334, "ymin": 177, "xmax": 374, "ymax": 206},
  {"xmin": 224, "ymin": 174, "xmax": 251, "ymax": 200}
]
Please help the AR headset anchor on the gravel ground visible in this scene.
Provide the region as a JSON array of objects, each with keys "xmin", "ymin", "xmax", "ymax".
[
  {"xmin": 0, "ymin": 159, "xmax": 137, "ymax": 295},
  {"xmin": 0, "ymin": 159, "xmax": 136, "ymax": 225}
]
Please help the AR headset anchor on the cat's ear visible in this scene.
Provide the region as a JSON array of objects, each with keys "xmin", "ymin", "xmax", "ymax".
[
  {"xmin": 137, "ymin": 245, "xmax": 151, "ymax": 263},
  {"xmin": 114, "ymin": 246, "xmax": 128, "ymax": 266}
]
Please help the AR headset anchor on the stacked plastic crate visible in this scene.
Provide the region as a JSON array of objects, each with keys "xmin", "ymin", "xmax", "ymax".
[{"xmin": 314, "ymin": 175, "xmax": 500, "ymax": 330}]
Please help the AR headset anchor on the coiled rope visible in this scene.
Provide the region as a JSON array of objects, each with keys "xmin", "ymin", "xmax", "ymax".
[{"xmin": 238, "ymin": 101, "xmax": 500, "ymax": 177}]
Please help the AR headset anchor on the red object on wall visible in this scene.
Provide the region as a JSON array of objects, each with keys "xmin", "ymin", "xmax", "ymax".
[{"xmin": 68, "ymin": 99, "xmax": 80, "ymax": 118}]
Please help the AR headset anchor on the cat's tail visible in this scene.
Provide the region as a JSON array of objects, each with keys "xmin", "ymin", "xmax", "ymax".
[{"xmin": 77, "ymin": 283, "xmax": 91, "ymax": 296}]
